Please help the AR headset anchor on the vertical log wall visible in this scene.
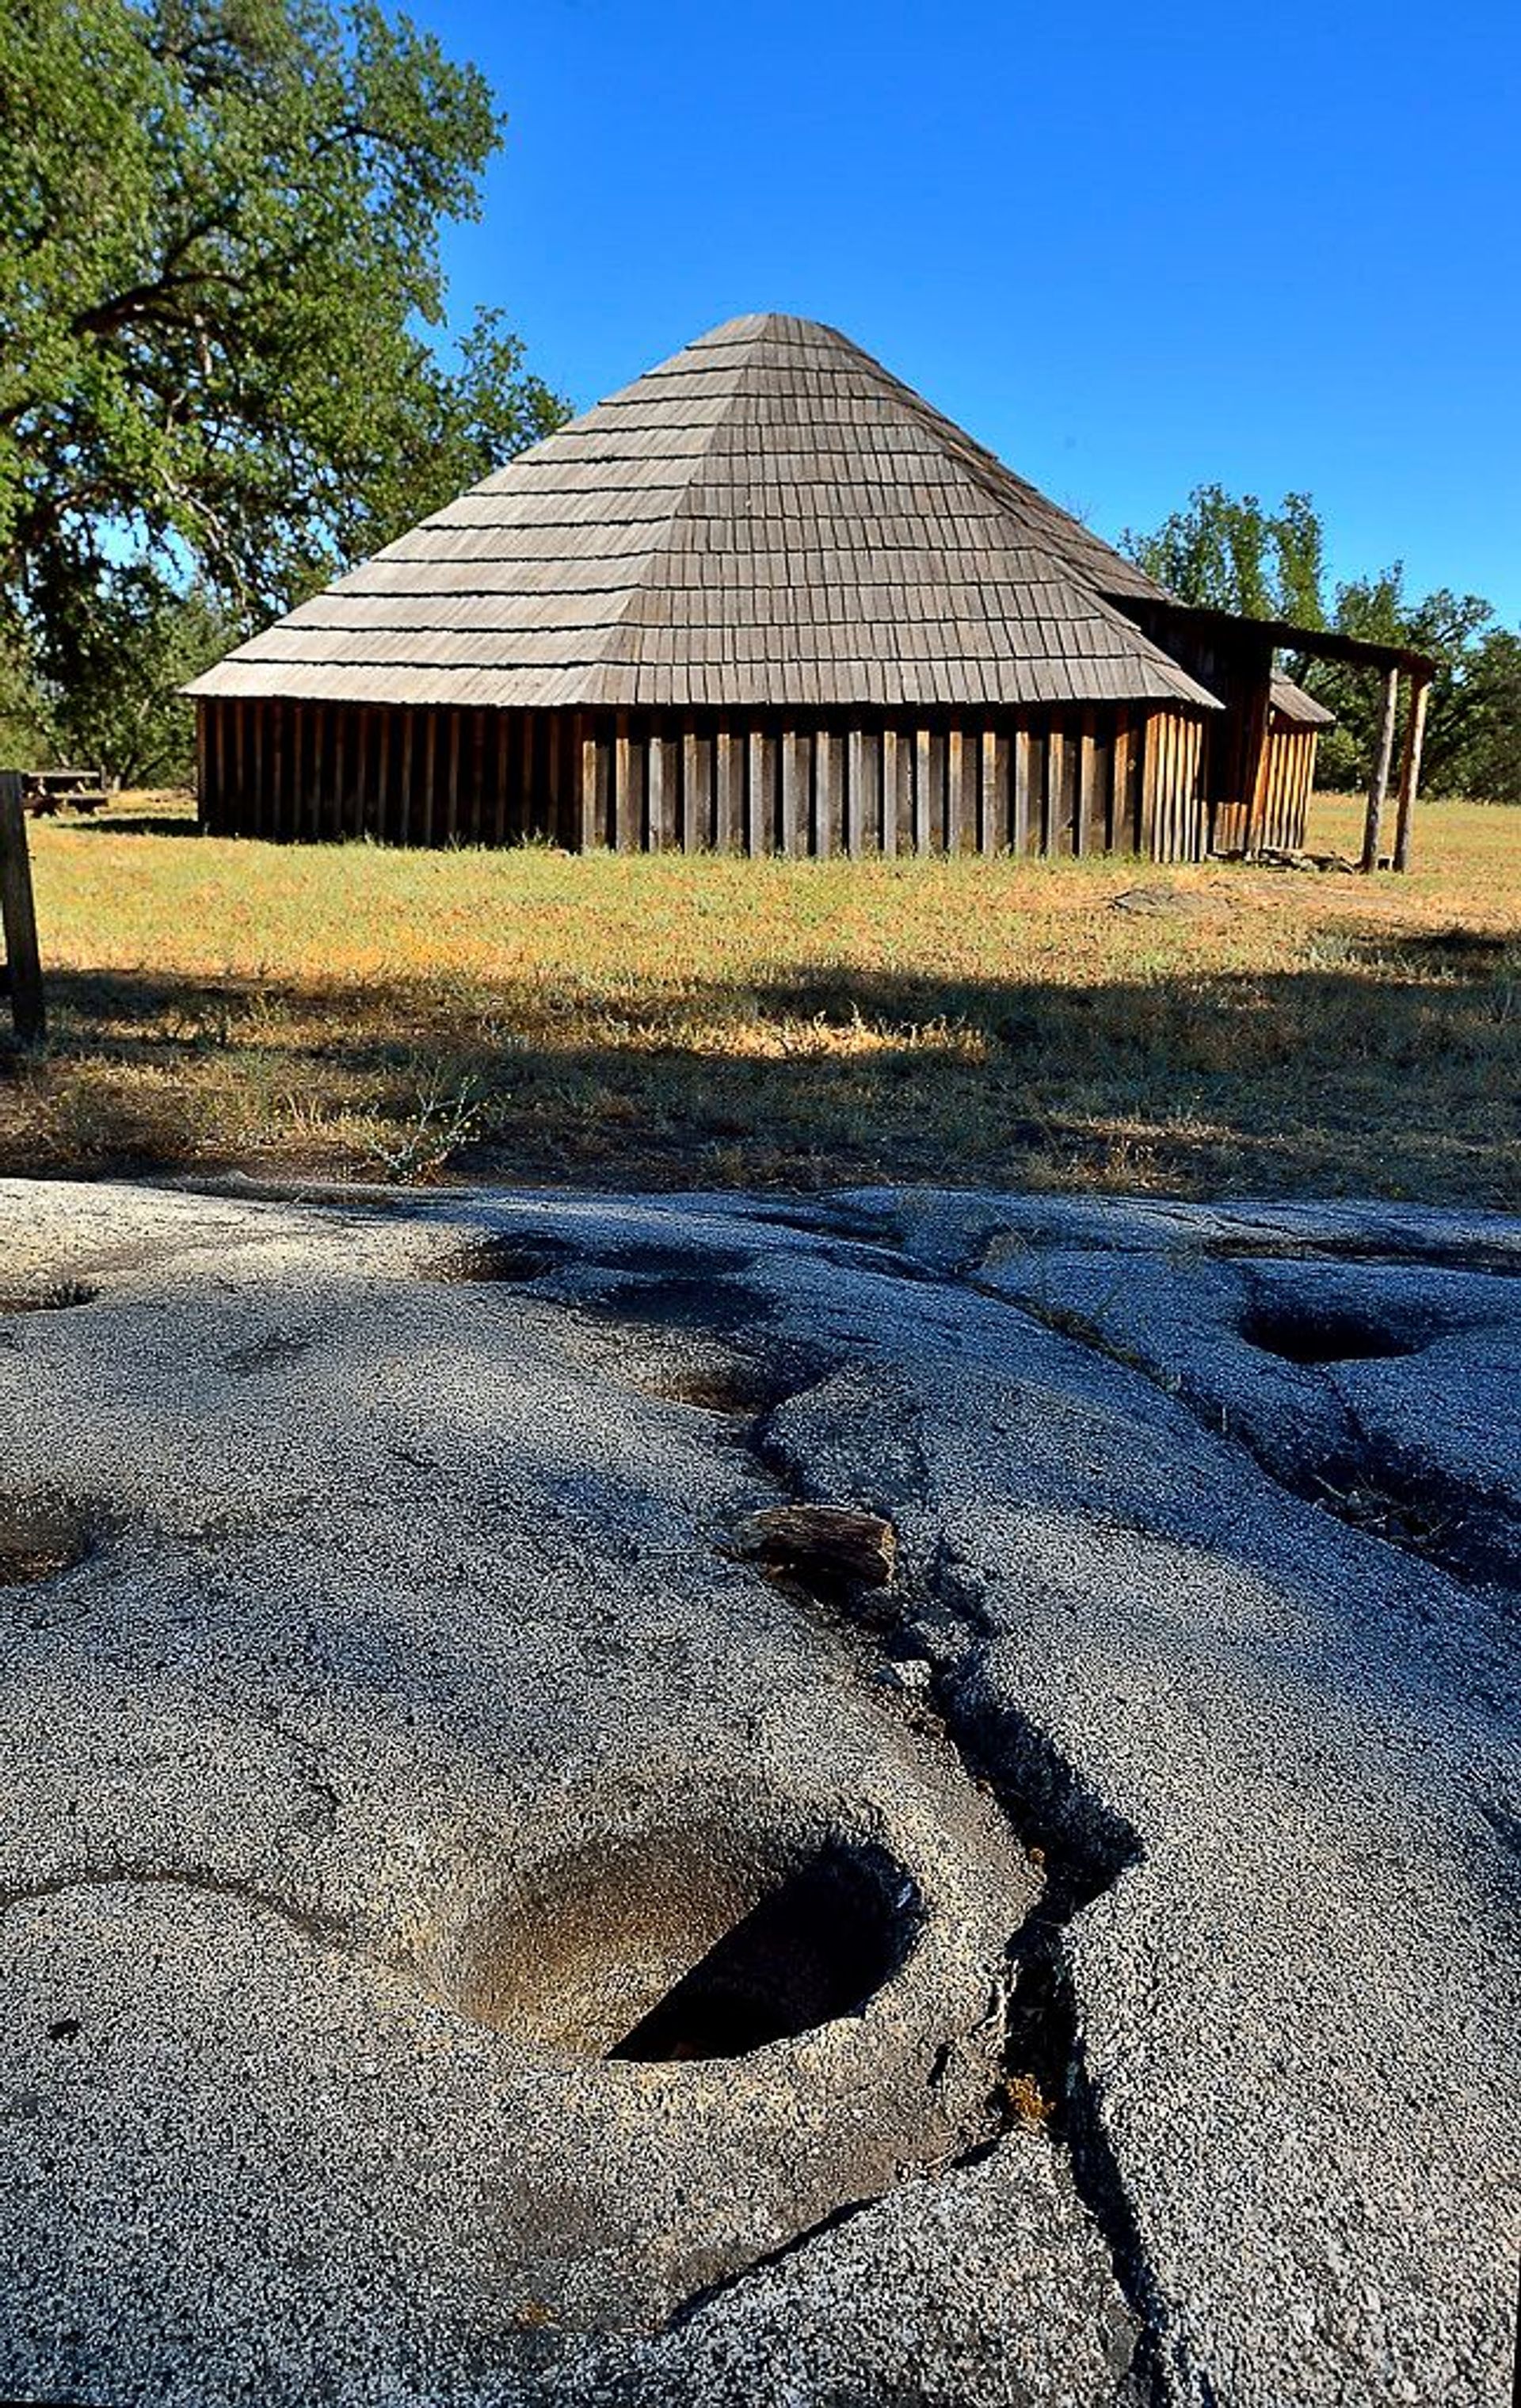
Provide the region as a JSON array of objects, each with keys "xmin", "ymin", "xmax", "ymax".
[
  {"xmin": 1212, "ymin": 726, "xmax": 1320, "ymax": 855},
  {"xmin": 198, "ymin": 698, "xmax": 1210, "ymax": 863}
]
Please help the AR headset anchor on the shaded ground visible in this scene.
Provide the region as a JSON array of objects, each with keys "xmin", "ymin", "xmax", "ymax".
[{"xmin": 3, "ymin": 793, "xmax": 1518, "ymax": 1202}]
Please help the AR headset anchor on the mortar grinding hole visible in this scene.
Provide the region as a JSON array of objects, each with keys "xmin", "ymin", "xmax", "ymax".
[
  {"xmin": 440, "ymin": 1235, "xmax": 574, "ymax": 1285},
  {"xmin": 454, "ymin": 1828, "xmax": 917, "ymax": 2064},
  {"xmin": 0, "ymin": 1496, "xmax": 94, "ymax": 1587},
  {"xmin": 1240, "ymin": 1303, "xmax": 1420, "ymax": 1366},
  {"xmin": 0, "ymin": 1280, "xmax": 100, "ymax": 1315},
  {"xmin": 610, "ymin": 1846, "xmax": 911, "ymax": 2062}
]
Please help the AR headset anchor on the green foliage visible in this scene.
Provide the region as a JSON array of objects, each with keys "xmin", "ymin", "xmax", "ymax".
[
  {"xmin": 0, "ymin": 0, "xmax": 566, "ymax": 774},
  {"xmin": 1123, "ymin": 485, "xmax": 1520, "ymax": 800},
  {"xmin": 1308, "ymin": 574, "xmax": 1496, "ymax": 796},
  {"xmin": 1121, "ymin": 483, "xmax": 1327, "ymax": 627},
  {"xmin": 51, "ymin": 572, "xmax": 235, "ymax": 785},
  {"xmin": 0, "ymin": 626, "xmax": 53, "ymax": 765},
  {"xmin": 1454, "ymin": 630, "xmax": 1521, "ymax": 805}
]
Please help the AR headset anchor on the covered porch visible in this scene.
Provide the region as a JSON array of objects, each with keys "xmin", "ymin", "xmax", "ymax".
[{"xmin": 1121, "ymin": 601, "xmax": 1438, "ymax": 869}]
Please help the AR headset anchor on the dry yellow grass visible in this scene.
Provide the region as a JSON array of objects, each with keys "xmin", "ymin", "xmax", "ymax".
[{"xmin": 3, "ymin": 790, "xmax": 1517, "ymax": 1201}]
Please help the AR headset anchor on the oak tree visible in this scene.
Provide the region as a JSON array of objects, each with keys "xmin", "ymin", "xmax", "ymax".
[{"xmin": 0, "ymin": 0, "xmax": 564, "ymax": 771}]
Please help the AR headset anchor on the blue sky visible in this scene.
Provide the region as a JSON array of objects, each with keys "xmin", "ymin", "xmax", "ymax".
[{"xmin": 427, "ymin": 0, "xmax": 1520, "ymax": 624}]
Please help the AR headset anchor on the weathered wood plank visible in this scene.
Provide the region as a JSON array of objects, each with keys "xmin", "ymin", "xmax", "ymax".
[
  {"xmin": 575, "ymin": 716, "xmax": 600, "ymax": 851},
  {"xmin": 945, "ymin": 727, "xmax": 966, "ymax": 853},
  {"xmin": 1160, "ymin": 708, "xmax": 1184, "ymax": 861},
  {"xmin": 251, "ymin": 700, "xmax": 268, "ymax": 841},
  {"xmin": 1012, "ymin": 724, "xmax": 1031, "ymax": 854},
  {"xmin": 881, "ymin": 728, "xmax": 901, "ymax": 858},
  {"xmin": 781, "ymin": 728, "xmax": 807, "ymax": 857},
  {"xmin": 414, "ymin": 709, "xmax": 431, "ymax": 846},
  {"xmin": 857, "ymin": 728, "xmax": 882, "ymax": 853},
  {"xmin": 715, "ymin": 727, "xmax": 744, "ymax": 853},
  {"xmin": 1075, "ymin": 709, "xmax": 1096, "ymax": 857},
  {"xmin": 495, "ymin": 703, "xmax": 515, "ymax": 847},
  {"xmin": 0, "ymin": 771, "xmax": 45, "ymax": 1043},
  {"xmin": 1111, "ymin": 712, "xmax": 1130, "ymax": 851},
  {"xmin": 646, "ymin": 728, "xmax": 675, "ymax": 850},
  {"xmin": 299, "ymin": 704, "xmax": 315, "ymax": 839},
  {"xmin": 437, "ymin": 708, "xmax": 456, "ymax": 845},
  {"xmin": 749, "ymin": 729, "xmax": 776, "ymax": 856},
  {"xmin": 1041, "ymin": 726, "xmax": 1060, "ymax": 853},
  {"xmin": 370, "ymin": 708, "xmax": 387, "ymax": 845},
  {"xmin": 896, "ymin": 724, "xmax": 916, "ymax": 853},
  {"xmin": 208, "ymin": 700, "xmax": 224, "ymax": 833},
  {"xmin": 818, "ymin": 727, "xmax": 842, "ymax": 861},
  {"xmin": 846, "ymin": 727, "xmax": 866, "ymax": 857},
  {"xmin": 395, "ymin": 711, "xmax": 413, "ymax": 848},
  {"xmin": 1138, "ymin": 712, "xmax": 1157, "ymax": 859},
  {"xmin": 230, "ymin": 697, "xmax": 242, "ymax": 830},
  {"xmin": 469, "ymin": 709, "xmax": 486, "ymax": 845},
  {"xmin": 615, "ymin": 713, "xmax": 639, "ymax": 851},
  {"xmin": 925, "ymin": 729, "xmax": 947, "ymax": 853},
  {"xmin": 979, "ymin": 727, "xmax": 1001, "ymax": 854},
  {"xmin": 1235, "ymin": 663, "xmax": 1273, "ymax": 860},
  {"xmin": 333, "ymin": 708, "xmax": 349, "ymax": 845},
  {"xmin": 913, "ymin": 727, "xmax": 932, "ymax": 854},
  {"xmin": 684, "ymin": 720, "xmax": 711, "ymax": 852},
  {"xmin": 353, "ymin": 706, "xmax": 368, "ymax": 845}
]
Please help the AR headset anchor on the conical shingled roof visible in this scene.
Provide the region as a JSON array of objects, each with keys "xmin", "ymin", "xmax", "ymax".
[{"xmin": 189, "ymin": 315, "xmax": 1217, "ymax": 714}]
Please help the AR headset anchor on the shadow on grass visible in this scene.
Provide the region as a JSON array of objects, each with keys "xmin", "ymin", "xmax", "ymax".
[
  {"xmin": 2, "ymin": 937, "xmax": 1517, "ymax": 1204},
  {"xmin": 67, "ymin": 812, "xmax": 203, "ymax": 838}
]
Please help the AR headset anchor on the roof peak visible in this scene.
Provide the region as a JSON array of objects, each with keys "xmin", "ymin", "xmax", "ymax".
[{"xmin": 189, "ymin": 311, "xmax": 1203, "ymax": 715}]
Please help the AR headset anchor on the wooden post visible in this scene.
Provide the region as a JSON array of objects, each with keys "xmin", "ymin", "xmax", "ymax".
[
  {"xmin": 1392, "ymin": 672, "xmax": 1430, "ymax": 873},
  {"xmin": 1237, "ymin": 654, "xmax": 1273, "ymax": 859},
  {"xmin": 0, "ymin": 773, "xmax": 46, "ymax": 1044},
  {"xmin": 1360, "ymin": 666, "xmax": 1400, "ymax": 872}
]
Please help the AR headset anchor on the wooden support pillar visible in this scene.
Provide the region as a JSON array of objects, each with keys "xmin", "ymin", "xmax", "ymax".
[
  {"xmin": 1360, "ymin": 666, "xmax": 1401, "ymax": 872},
  {"xmin": 1237, "ymin": 649, "xmax": 1274, "ymax": 858},
  {"xmin": 0, "ymin": 772, "xmax": 45, "ymax": 1044},
  {"xmin": 1392, "ymin": 671, "xmax": 1431, "ymax": 873}
]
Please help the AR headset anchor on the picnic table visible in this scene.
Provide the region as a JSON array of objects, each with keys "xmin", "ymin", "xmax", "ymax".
[{"xmin": 20, "ymin": 765, "xmax": 109, "ymax": 815}]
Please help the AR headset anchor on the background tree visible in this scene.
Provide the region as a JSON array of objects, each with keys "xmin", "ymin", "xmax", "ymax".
[
  {"xmin": 45, "ymin": 573, "xmax": 241, "ymax": 788},
  {"xmin": 0, "ymin": 0, "xmax": 566, "ymax": 781},
  {"xmin": 1121, "ymin": 483, "xmax": 1519, "ymax": 799},
  {"xmin": 1453, "ymin": 629, "xmax": 1521, "ymax": 804},
  {"xmin": 1121, "ymin": 483, "xmax": 1327, "ymax": 627}
]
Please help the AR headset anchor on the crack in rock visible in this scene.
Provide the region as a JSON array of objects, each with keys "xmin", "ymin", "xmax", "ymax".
[{"xmin": 681, "ymin": 1371, "xmax": 1166, "ymax": 2399}]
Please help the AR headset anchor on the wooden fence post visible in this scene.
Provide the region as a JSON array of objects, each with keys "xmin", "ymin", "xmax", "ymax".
[
  {"xmin": 0, "ymin": 771, "xmax": 46, "ymax": 1045},
  {"xmin": 1360, "ymin": 667, "xmax": 1400, "ymax": 872},
  {"xmin": 1392, "ymin": 672, "xmax": 1431, "ymax": 874}
]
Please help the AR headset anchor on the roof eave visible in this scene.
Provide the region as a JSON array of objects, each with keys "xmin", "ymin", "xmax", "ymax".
[{"xmin": 1125, "ymin": 600, "xmax": 1437, "ymax": 679}]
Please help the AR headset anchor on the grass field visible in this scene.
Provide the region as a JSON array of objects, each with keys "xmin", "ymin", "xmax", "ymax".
[{"xmin": 3, "ymin": 791, "xmax": 1518, "ymax": 1203}]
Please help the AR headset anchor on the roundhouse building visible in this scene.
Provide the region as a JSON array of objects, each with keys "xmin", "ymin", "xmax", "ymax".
[{"xmin": 189, "ymin": 315, "xmax": 1422, "ymax": 862}]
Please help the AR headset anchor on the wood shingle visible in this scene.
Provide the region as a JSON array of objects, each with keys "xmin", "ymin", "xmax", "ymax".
[{"xmin": 189, "ymin": 314, "xmax": 1216, "ymax": 716}]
